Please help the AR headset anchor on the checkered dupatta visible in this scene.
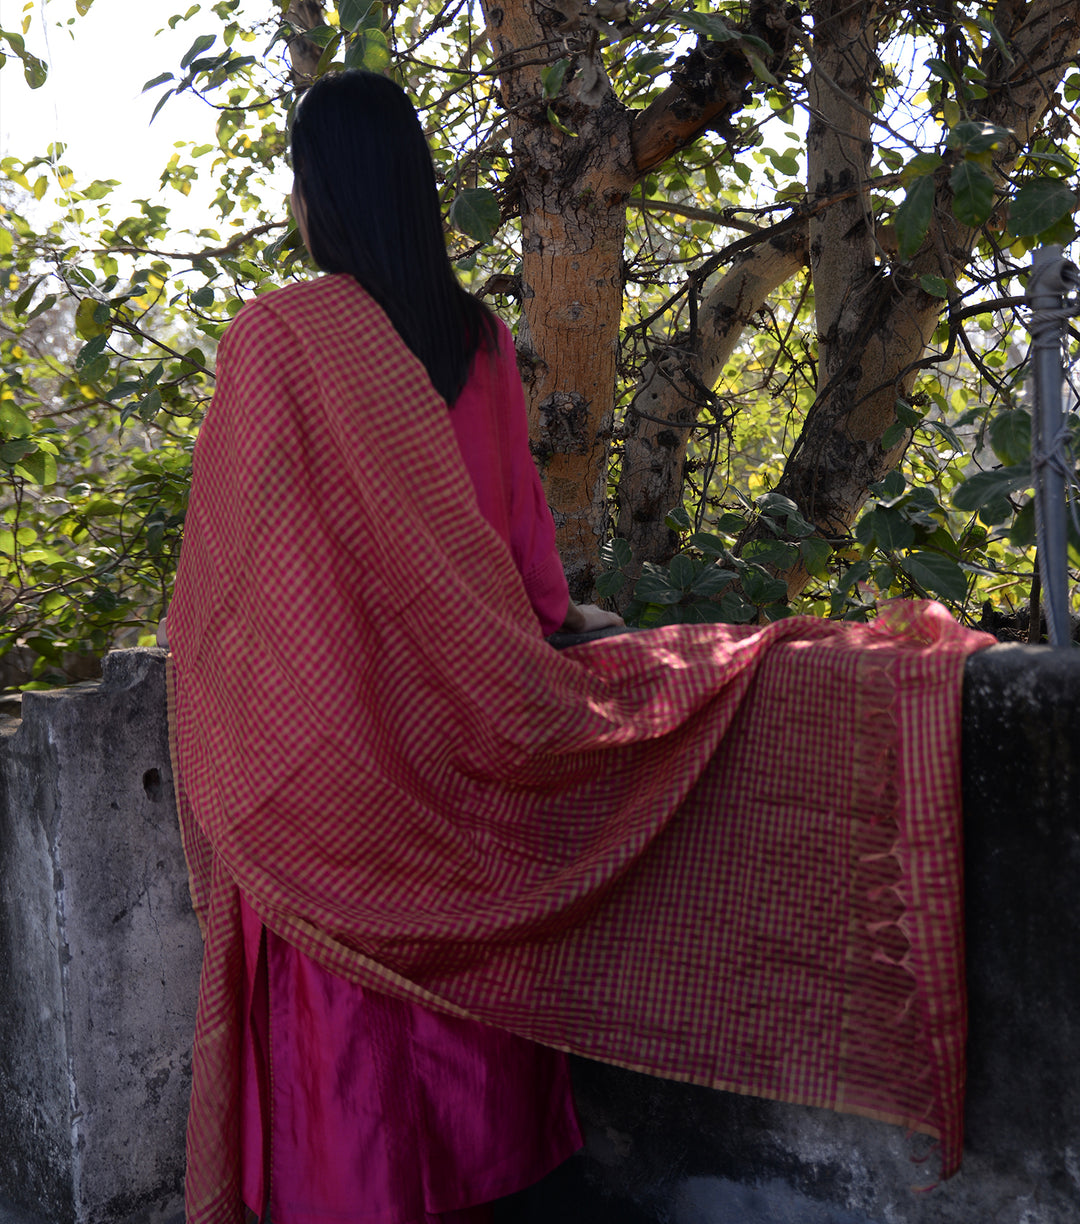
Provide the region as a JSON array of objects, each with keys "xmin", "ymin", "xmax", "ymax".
[{"xmin": 168, "ymin": 275, "xmax": 991, "ymax": 1222}]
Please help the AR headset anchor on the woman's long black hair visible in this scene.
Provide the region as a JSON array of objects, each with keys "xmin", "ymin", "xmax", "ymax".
[{"xmin": 290, "ymin": 70, "xmax": 497, "ymax": 405}]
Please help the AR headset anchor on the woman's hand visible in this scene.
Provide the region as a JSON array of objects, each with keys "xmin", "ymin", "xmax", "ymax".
[
  {"xmin": 559, "ymin": 602, "xmax": 625, "ymax": 634},
  {"xmin": 156, "ymin": 617, "xmax": 169, "ymax": 649}
]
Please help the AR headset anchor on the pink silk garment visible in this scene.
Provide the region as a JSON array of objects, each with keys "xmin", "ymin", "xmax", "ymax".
[
  {"xmin": 236, "ymin": 320, "xmax": 582, "ymax": 1223},
  {"xmin": 168, "ymin": 274, "xmax": 994, "ymax": 1224}
]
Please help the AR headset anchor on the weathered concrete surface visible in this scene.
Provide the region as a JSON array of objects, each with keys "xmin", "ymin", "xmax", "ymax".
[
  {"xmin": 497, "ymin": 643, "xmax": 1080, "ymax": 1223},
  {"xmin": 0, "ymin": 649, "xmax": 199, "ymax": 1224},
  {"xmin": 2, "ymin": 643, "xmax": 1078, "ymax": 1223}
]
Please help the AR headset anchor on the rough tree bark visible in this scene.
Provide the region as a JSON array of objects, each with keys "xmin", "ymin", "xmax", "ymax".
[
  {"xmin": 285, "ymin": 0, "xmax": 327, "ymax": 86},
  {"xmin": 743, "ymin": 0, "xmax": 1080, "ymax": 598},
  {"xmin": 480, "ymin": 0, "xmax": 799, "ymax": 597}
]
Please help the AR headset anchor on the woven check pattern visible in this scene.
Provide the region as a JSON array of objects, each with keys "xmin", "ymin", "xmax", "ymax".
[{"xmin": 168, "ymin": 275, "xmax": 992, "ymax": 1223}]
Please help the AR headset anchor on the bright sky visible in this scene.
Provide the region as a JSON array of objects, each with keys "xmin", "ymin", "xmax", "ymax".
[{"xmin": 0, "ymin": 0, "xmax": 256, "ymax": 229}]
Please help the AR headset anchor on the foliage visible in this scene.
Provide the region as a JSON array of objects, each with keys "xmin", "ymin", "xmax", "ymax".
[{"xmin": 2, "ymin": 0, "xmax": 1080, "ymax": 690}]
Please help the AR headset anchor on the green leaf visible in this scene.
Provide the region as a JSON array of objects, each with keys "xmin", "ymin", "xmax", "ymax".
[
  {"xmin": 635, "ymin": 566, "xmax": 682, "ymax": 605},
  {"xmin": 545, "ymin": 106, "xmax": 578, "ymax": 138},
  {"xmin": 26, "ymin": 293, "xmax": 56, "ymax": 322},
  {"xmin": 881, "ymin": 422, "xmax": 907, "ymax": 450},
  {"xmin": 756, "ymin": 492, "xmax": 798, "ymax": 518},
  {"xmin": 664, "ymin": 505, "xmax": 692, "ymax": 531},
  {"xmin": 150, "ymin": 89, "xmax": 175, "ymax": 123},
  {"xmin": 1010, "ymin": 178, "xmax": 1078, "ymax": 236},
  {"xmin": 181, "ymin": 34, "xmax": 216, "ymax": 69},
  {"xmin": 743, "ymin": 539, "xmax": 798, "ymax": 568},
  {"xmin": 12, "ymin": 275, "xmax": 45, "ymax": 315},
  {"xmin": 952, "ymin": 466, "xmax": 1031, "ymax": 511},
  {"xmin": 22, "ymin": 52, "xmax": 47, "ymax": 89},
  {"xmin": 344, "ymin": 27, "xmax": 389, "ymax": 71},
  {"xmin": 691, "ymin": 565, "xmax": 736, "ymax": 596},
  {"xmin": 838, "ymin": 558, "xmax": 872, "ymax": 596},
  {"xmin": 769, "ymin": 153, "xmax": 799, "ymax": 176},
  {"xmin": 74, "ymin": 332, "xmax": 108, "ymax": 369},
  {"xmin": 542, "ymin": 58, "xmax": 570, "ymax": 98},
  {"xmin": 715, "ymin": 512, "xmax": 748, "ymax": 534},
  {"xmin": 142, "ymin": 72, "xmax": 174, "ymax": 91},
  {"xmin": 949, "ymin": 160, "xmax": 995, "ymax": 227},
  {"xmin": 872, "ymin": 563, "xmax": 896, "ymax": 589},
  {"xmin": 681, "ymin": 600, "xmax": 727, "ymax": 624},
  {"xmin": 896, "ymin": 174, "xmax": 936, "ymax": 259},
  {"xmin": 744, "ymin": 51, "xmax": 777, "ymax": 85},
  {"xmin": 672, "ymin": 13, "xmax": 735, "ymax": 42},
  {"xmin": 988, "ymin": 410, "xmax": 1031, "ymax": 466},
  {"xmin": 630, "ymin": 51, "xmax": 668, "ymax": 76},
  {"xmin": 75, "ymin": 334, "xmax": 109, "ymax": 369},
  {"xmin": 687, "ymin": 531, "xmax": 726, "ymax": 557},
  {"xmin": 82, "ymin": 498, "xmax": 122, "ymax": 518},
  {"xmin": 338, "ymin": 0, "xmax": 372, "ymax": 32},
  {"xmin": 977, "ymin": 496, "xmax": 1014, "ymax": 526},
  {"xmin": 925, "ymin": 56, "xmax": 955, "ymax": 84},
  {"xmin": 894, "ymin": 400, "xmax": 922, "ymax": 428},
  {"xmin": 137, "ymin": 389, "xmax": 163, "ymax": 423},
  {"xmin": 919, "ymin": 274, "xmax": 950, "ymax": 298},
  {"xmin": 779, "ymin": 512, "xmax": 812, "ymax": 539},
  {"xmin": 855, "ymin": 506, "xmax": 915, "ymax": 552},
  {"xmin": 449, "ymin": 188, "xmax": 501, "ymax": 243},
  {"xmin": 600, "ymin": 537, "xmax": 632, "ymax": 568},
  {"xmin": 668, "ymin": 553, "xmax": 695, "ymax": 589},
  {"xmin": 742, "ymin": 567, "xmax": 788, "ymax": 605},
  {"xmin": 900, "ymin": 552, "xmax": 967, "ymax": 602},
  {"xmin": 1009, "ymin": 500, "xmax": 1036, "ymax": 548},
  {"xmin": 799, "ymin": 536, "xmax": 832, "ymax": 578},
  {"xmin": 946, "ymin": 120, "xmax": 1011, "ymax": 153},
  {"xmin": 871, "ymin": 468, "xmax": 907, "ymax": 500},
  {"xmin": 191, "ymin": 285, "xmax": 215, "ymax": 309},
  {"xmin": 595, "ymin": 569, "xmax": 626, "ymax": 598},
  {"xmin": 976, "ymin": 13, "xmax": 1013, "ymax": 64},
  {"xmin": 901, "ymin": 152, "xmax": 943, "ymax": 183},
  {"xmin": 81, "ymin": 354, "xmax": 109, "ymax": 383},
  {"xmin": 14, "ymin": 449, "xmax": 57, "ymax": 486},
  {"xmin": 81, "ymin": 179, "xmax": 118, "ymax": 202},
  {"xmin": 0, "ymin": 402, "xmax": 32, "ymax": 438},
  {"xmin": 719, "ymin": 591, "xmax": 756, "ymax": 623},
  {"xmin": 1, "ymin": 439, "xmax": 34, "ymax": 465}
]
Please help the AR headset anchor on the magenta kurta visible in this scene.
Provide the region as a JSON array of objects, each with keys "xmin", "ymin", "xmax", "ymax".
[{"xmin": 238, "ymin": 319, "xmax": 582, "ymax": 1223}]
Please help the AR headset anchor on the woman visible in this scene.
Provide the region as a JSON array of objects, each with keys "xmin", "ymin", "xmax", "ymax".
[
  {"xmin": 168, "ymin": 64, "xmax": 984, "ymax": 1224},
  {"xmin": 172, "ymin": 69, "xmax": 620, "ymax": 1224}
]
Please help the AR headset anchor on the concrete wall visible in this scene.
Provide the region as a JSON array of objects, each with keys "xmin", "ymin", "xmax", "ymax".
[
  {"xmin": 0, "ymin": 644, "xmax": 1077, "ymax": 1223},
  {"xmin": 0, "ymin": 650, "xmax": 198, "ymax": 1224}
]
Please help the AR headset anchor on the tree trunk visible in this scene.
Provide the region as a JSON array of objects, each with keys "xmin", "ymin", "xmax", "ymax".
[
  {"xmin": 481, "ymin": 0, "xmax": 801, "ymax": 597},
  {"xmin": 480, "ymin": 0, "xmax": 635, "ymax": 597},
  {"xmin": 741, "ymin": 0, "xmax": 1080, "ymax": 598},
  {"xmin": 285, "ymin": 0, "xmax": 327, "ymax": 86}
]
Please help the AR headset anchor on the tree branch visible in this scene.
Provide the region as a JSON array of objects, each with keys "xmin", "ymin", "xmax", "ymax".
[
  {"xmin": 630, "ymin": 0, "xmax": 802, "ymax": 175},
  {"xmin": 616, "ymin": 225, "xmax": 810, "ymax": 572}
]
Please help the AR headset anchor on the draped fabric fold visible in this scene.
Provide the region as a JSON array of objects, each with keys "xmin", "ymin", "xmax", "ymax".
[{"xmin": 168, "ymin": 275, "xmax": 992, "ymax": 1223}]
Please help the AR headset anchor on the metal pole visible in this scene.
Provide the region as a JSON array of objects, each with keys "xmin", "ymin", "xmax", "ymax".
[{"xmin": 1026, "ymin": 246, "xmax": 1075, "ymax": 647}]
